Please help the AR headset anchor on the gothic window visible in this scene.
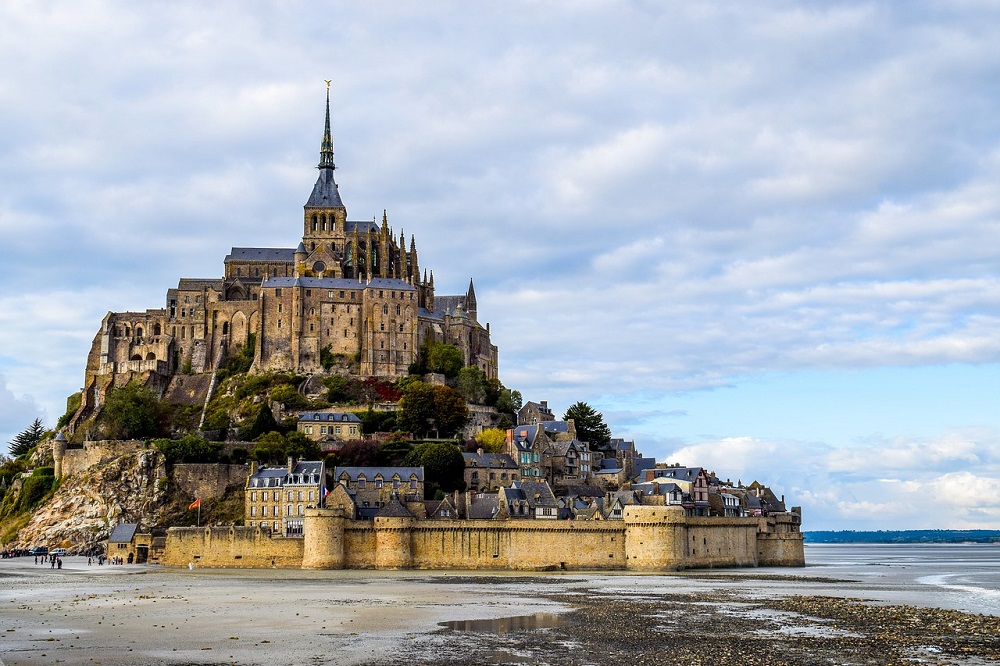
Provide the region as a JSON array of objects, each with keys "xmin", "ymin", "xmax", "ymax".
[
  {"xmin": 153, "ymin": 323, "xmax": 161, "ymax": 336},
  {"xmin": 382, "ymin": 305, "xmax": 388, "ymax": 315},
  {"xmin": 312, "ymin": 214, "xmax": 318, "ymax": 231},
  {"xmin": 331, "ymin": 243, "xmax": 337, "ymax": 252},
  {"xmin": 395, "ymin": 305, "xmax": 401, "ymax": 315},
  {"xmin": 311, "ymin": 242, "xmax": 316, "ymax": 251}
]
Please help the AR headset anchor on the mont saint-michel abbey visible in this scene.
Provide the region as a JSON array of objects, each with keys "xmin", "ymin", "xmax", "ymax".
[{"xmin": 69, "ymin": 91, "xmax": 497, "ymax": 430}]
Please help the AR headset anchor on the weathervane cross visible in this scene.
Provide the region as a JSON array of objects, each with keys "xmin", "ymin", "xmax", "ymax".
[{"xmin": 325, "ymin": 79, "xmax": 331, "ymax": 89}]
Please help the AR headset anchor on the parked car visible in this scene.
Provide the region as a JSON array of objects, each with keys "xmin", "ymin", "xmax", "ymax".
[
  {"xmin": 28, "ymin": 546, "xmax": 48, "ymax": 556},
  {"xmin": 49, "ymin": 548, "xmax": 68, "ymax": 556}
]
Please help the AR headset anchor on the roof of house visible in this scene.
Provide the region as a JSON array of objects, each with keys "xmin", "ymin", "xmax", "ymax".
[
  {"xmin": 508, "ymin": 480, "xmax": 557, "ymax": 509},
  {"xmin": 376, "ymin": 495, "xmax": 415, "ymax": 518},
  {"xmin": 463, "ymin": 452, "xmax": 518, "ymax": 469},
  {"xmin": 335, "ymin": 466, "xmax": 424, "ymax": 482},
  {"xmin": 108, "ymin": 523, "xmax": 139, "ymax": 544},
  {"xmin": 647, "ymin": 466, "xmax": 703, "ymax": 483},
  {"xmin": 298, "ymin": 411, "xmax": 363, "ymax": 423},
  {"xmin": 248, "ymin": 461, "xmax": 324, "ymax": 488},
  {"xmin": 467, "ymin": 494, "xmax": 500, "ymax": 520}
]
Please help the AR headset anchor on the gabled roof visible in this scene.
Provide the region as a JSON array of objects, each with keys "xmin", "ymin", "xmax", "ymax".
[
  {"xmin": 467, "ymin": 494, "xmax": 500, "ymax": 519},
  {"xmin": 376, "ymin": 495, "xmax": 415, "ymax": 518},
  {"xmin": 509, "ymin": 480, "xmax": 557, "ymax": 508},
  {"xmin": 552, "ymin": 484, "xmax": 604, "ymax": 499},
  {"xmin": 633, "ymin": 481, "xmax": 683, "ymax": 496},
  {"xmin": 108, "ymin": 523, "xmax": 139, "ymax": 544}
]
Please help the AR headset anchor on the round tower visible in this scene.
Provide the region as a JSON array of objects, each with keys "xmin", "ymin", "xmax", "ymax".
[{"xmin": 52, "ymin": 431, "xmax": 68, "ymax": 480}]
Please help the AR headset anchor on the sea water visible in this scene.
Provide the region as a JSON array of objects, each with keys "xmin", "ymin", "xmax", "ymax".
[{"xmin": 804, "ymin": 543, "xmax": 1000, "ymax": 616}]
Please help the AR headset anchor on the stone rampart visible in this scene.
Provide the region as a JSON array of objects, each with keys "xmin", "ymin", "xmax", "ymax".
[
  {"xmin": 171, "ymin": 463, "xmax": 249, "ymax": 501},
  {"xmin": 164, "ymin": 506, "xmax": 804, "ymax": 570},
  {"xmin": 163, "ymin": 526, "xmax": 303, "ymax": 568},
  {"xmin": 60, "ymin": 440, "xmax": 146, "ymax": 479}
]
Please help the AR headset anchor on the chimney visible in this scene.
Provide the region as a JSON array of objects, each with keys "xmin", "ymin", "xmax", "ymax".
[{"xmin": 287, "ymin": 456, "xmax": 295, "ymax": 474}]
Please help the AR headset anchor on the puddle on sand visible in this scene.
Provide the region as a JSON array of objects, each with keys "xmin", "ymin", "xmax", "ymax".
[{"xmin": 440, "ymin": 613, "xmax": 563, "ymax": 634}]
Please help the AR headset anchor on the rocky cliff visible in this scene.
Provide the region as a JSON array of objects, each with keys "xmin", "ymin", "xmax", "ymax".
[{"xmin": 15, "ymin": 449, "xmax": 168, "ymax": 550}]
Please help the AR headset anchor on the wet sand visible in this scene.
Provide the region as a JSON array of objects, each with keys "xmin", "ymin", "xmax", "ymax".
[{"xmin": 1, "ymin": 556, "xmax": 998, "ymax": 665}]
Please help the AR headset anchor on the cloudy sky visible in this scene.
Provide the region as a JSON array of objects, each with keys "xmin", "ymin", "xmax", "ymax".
[{"xmin": 2, "ymin": 1, "xmax": 999, "ymax": 530}]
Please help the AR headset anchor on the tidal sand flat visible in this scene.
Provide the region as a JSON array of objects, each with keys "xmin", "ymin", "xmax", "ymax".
[{"xmin": 1, "ymin": 545, "xmax": 999, "ymax": 665}]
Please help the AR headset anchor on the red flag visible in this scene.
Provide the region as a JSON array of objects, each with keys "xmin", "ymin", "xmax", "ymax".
[{"xmin": 188, "ymin": 498, "xmax": 201, "ymax": 510}]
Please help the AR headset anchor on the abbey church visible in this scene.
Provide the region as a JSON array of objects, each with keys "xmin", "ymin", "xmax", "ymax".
[{"xmin": 68, "ymin": 90, "xmax": 498, "ymax": 432}]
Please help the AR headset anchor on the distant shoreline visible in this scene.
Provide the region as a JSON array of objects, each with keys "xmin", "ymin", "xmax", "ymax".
[{"xmin": 804, "ymin": 529, "xmax": 1000, "ymax": 544}]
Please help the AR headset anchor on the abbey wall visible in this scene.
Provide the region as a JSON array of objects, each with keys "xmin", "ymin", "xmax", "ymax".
[{"xmin": 162, "ymin": 506, "xmax": 804, "ymax": 570}]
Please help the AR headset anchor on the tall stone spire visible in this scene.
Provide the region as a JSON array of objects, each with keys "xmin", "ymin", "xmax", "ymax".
[{"xmin": 319, "ymin": 81, "xmax": 336, "ymax": 170}]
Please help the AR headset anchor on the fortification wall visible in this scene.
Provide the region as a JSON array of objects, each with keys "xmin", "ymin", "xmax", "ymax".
[
  {"xmin": 163, "ymin": 526, "xmax": 303, "ymax": 568},
  {"xmin": 165, "ymin": 508, "xmax": 804, "ymax": 571},
  {"xmin": 60, "ymin": 440, "xmax": 145, "ymax": 479},
  {"xmin": 756, "ymin": 532, "xmax": 806, "ymax": 567},
  {"xmin": 410, "ymin": 520, "xmax": 626, "ymax": 570},
  {"xmin": 171, "ymin": 463, "xmax": 249, "ymax": 501}
]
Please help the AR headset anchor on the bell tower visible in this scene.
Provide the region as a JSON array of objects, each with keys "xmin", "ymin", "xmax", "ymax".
[{"xmin": 303, "ymin": 82, "xmax": 348, "ymax": 246}]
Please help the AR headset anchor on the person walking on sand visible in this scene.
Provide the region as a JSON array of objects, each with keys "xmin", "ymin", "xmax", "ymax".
[
  {"xmin": 57, "ymin": 558, "xmax": 62, "ymax": 569},
  {"xmin": 50, "ymin": 557, "xmax": 55, "ymax": 569}
]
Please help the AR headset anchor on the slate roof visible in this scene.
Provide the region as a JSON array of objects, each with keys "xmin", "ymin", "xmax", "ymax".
[
  {"xmin": 108, "ymin": 523, "xmax": 139, "ymax": 544},
  {"xmin": 247, "ymin": 461, "xmax": 324, "ymax": 488},
  {"xmin": 647, "ymin": 467, "xmax": 704, "ymax": 483},
  {"xmin": 335, "ymin": 466, "xmax": 424, "ymax": 482},
  {"xmin": 176, "ymin": 278, "xmax": 224, "ymax": 290},
  {"xmin": 552, "ymin": 484, "xmax": 604, "ymax": 499},
  {"xmin": 376, "ymin": 495, "xmax": 415, "ymax": 518},
  {"xmin": 433, "ymin": 295, "xmax": 469, "ymax": 317},
  {"xmin": 467, "ymin": 494, "xmax": 500, "ymax": 519},
  {"xmin": 305, "ymin": 168, "xmax": 345, "ymax": 208},
  {"xmin": 631, "ymin": 457, "xmax": 656, "ymax": 480},
  {"xmin": 225, "ymin": 247, "xmax": 296, "ymax": 263},
  {"xmin": 633, "ymin": 481, "xmax": 683, "ymax": 497},
  {"xmin": 298, "ymin": 411, "xmax": 363, "ymax": 423},
  {"xmin": 463, "ymin": 452, "xmax": 517, "ymax": 469},
  {"xmin": 509, "ymin": 480, "xmax": 557, "ymax": 509},
  {"xmin": 540, "ymin": 421, "xmax": 572, "ymax": 435}
]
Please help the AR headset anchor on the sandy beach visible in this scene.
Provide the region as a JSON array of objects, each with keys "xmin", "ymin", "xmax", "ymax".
[{"xmin": 1, "ymin": 550, "xmax": 998, "ymax": 665}]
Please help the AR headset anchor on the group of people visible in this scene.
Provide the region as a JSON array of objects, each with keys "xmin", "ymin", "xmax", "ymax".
[{"xmin": 34, "ymin": 553, "xmax": 63, "ymax": 569}]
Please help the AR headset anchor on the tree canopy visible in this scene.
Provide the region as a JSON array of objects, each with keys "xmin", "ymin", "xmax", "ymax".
[
  {"xmin": 405, "ymin": 441, "xmax": 466, "ymax": 497},
  {"xmin": 9, "ymin": 418, "xmax": 45, "ymax": 457},
  {"xmin": 397, "ymin": 382, "xmax": 469, "ymax": 438},
  {"xmin": 563, "ymin": 401, "xmax": 612, "ymax": 448},
  {"xmin": 102, "ymin": 383, "xmax": 161, "ymax": 439}
]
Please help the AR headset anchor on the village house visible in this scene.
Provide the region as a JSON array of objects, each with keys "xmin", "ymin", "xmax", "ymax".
[
  {"xmin": 517, "ymin": 400, "xmax": 555, "ymax": 425},
  {"xmin": 297, "ymin": 411, "xmax": 362, "ymax": 442},
  {"xmin": 333, "ymin": 466, "xmax": 424, "ymax": 516},
  {"xmin": 463, "ymin": 448, "xmax": 519, "ymax": 492},
  {"xmin": 245, "ymin": 458, "xmax": 325, "ymax": 536}
]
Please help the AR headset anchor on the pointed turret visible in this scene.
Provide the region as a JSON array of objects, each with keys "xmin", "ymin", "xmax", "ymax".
[{"xmin": 466, "ymin": 278, "xmax": 478, "ymax": 317}]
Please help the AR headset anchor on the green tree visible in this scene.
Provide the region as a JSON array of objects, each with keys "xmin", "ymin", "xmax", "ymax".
[
  {"xmin": 9, "ymin": 418, "xmax": 45, "ymax": 457},
  {"xmin": 455, "ymin": 367, "xmax": 487, "ymax": 404},
  {"xmin": 243, "ymin": 404, "xmax": 279, "ymax": 441},
  {"xmin": 405, "ymin": 441, "xmax": 466, "ymax": 497},
  {"xmin": 426, "ymin": 342, "xmax": 464, "ymax": 378},
  {"xmin": 270, "ymin": 384, "xmax": 309, "ymax": 409},
  {"xmin": 103, "ymin": 383, "xmax": 161, "ymax": 439},
  {"xmin": 563, "ymin": 401, "xmax": 612, "ymax": 448},
  {"xmin": 397, "ymin": 382, "xmax": 469, "ymax": 438},
  {"xmin": 495, "ymin": 388, "xmax": 522, "ymax": 415},
  {"xmin": 153, "ymin": 435, "xmax": 223, "ymax": 463}
]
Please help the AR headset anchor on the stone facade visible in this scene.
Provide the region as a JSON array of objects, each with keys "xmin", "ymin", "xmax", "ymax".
[{"xmin": 68, "ymin": 89, "xmax": 498, "ymax": 435}]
